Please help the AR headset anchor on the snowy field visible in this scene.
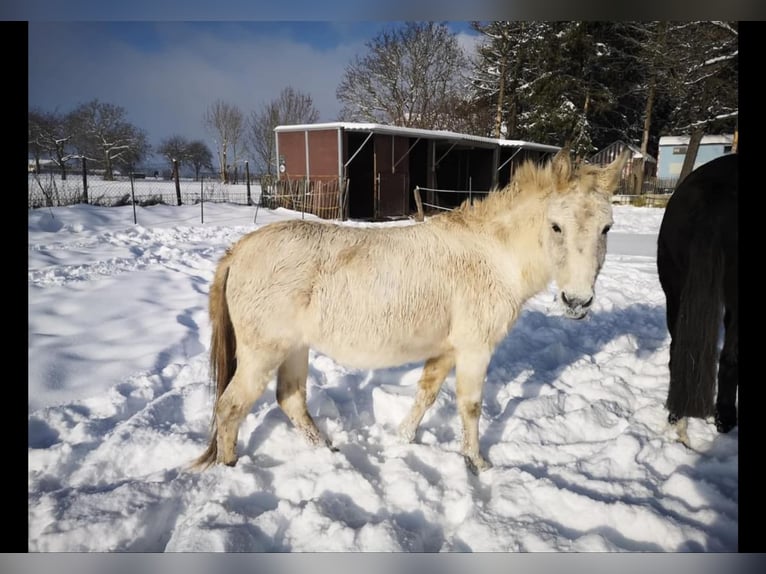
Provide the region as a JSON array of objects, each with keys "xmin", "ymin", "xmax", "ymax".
[{"xmin": 27, "ymin": 198, "xmax": 738, "ymax": 553}]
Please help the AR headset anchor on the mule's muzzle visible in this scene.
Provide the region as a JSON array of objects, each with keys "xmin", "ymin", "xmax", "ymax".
[{"xmin": 560, "ymin": 292, "xmax": 593, "ymax": 320}]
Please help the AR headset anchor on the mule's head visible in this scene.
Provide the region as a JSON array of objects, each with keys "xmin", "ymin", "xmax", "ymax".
[{"xmin": 542, "ymin": 148, "xmax": 628, "ymax": 319}]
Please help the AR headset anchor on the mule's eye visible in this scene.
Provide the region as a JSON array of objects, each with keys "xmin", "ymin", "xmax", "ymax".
[
  {"xmin": 601, "ymin": 224, "xmax": 611, "ymax": 235},
  {"xmin": 552, "ymin": 223, "xmax": 562, "ymax": 233}
]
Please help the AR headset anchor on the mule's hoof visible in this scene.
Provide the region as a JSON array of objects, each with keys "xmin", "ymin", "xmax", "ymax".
[
  {"xmin": 398, "ymin": 425, "xmax": 416, "ymax": 443},
  {"xmin": 464, "ymin": 455, "xmax": 493, "ymax": 475},
  {"xmin": 222, "ymin": 458, "xmax": 238, "ymax": 467},
  {"xmin": 325, "ymin": 439, "xmax": 340, "ymax": 453},
  {"xmin": 667, "ymin": 412, "xmax": 680, "ymax": 425}
]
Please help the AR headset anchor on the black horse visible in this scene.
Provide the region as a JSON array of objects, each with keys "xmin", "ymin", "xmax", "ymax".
[{"xmin": 657, "ymin": 153, "xmax": 738, "ymax": 437}]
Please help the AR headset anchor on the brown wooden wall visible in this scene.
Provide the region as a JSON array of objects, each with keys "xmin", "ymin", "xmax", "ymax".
[
  {"xmin": 308, "ymin": 129, "xmax": 339, "ymax": 177},
  {"xmin": 277, "ymin": 129, "xmax": 339, "ymax": 179},
  {"xmin": 277, "ymin": 131, "xmax": 306, "ymax": 177}
]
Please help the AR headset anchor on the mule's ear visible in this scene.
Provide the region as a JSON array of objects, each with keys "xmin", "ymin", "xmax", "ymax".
[
  {"xmin": 551, "ymin": 147, "xmax": 572, "ymax": 186},
  {"xmin": 599, "ymin": 150, "xmax": 630, "ymax": 195}
]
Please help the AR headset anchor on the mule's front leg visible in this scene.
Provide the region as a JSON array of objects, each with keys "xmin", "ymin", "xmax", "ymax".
[{"xmin": 455, "ymin": 350, "xmax": 492, "ymax": 474}]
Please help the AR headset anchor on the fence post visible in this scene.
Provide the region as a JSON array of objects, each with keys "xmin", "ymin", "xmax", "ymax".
[
  {"xmin": 173, "ymin": 159, "xmax": 182, "ymax": 206},
  {"xmin": 81, "ymin": 157, "xmax": 88, "ymax": 204},
  {"xmin": 200, "ymin": 175, "xmax": 204, "ymax": 224},
  {"xmin": 413, "ymin": 186, "xmax": 424, "ymax": 222},
  {"xmin": 245, "ymin": 161, "xmax": 252, "ymax": 206},
  {"xmin": 130, "ymin": 173, "xmax": 137, "ymax": 224}
]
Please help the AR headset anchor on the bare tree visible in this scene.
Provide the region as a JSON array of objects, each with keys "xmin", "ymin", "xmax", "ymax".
[
  {"xmin": 248, "ymin": 86, "xmax": 319, "ymax": 176},
  {"xmin": 186, "ymin": 141, "xmax": 214, "ymax": 181},
  {"xmin": 336, "ymin": 22, "xmax": 469, "ymax": 130},
  {"xmin": 28, "ymin": 107, "xmax": 76, "ymax": 179},
  {"xmin": 69, "ymin": 99, "xmax": 150, "ymax": 180},
  {"xmin": 157, "ymin": 135, "xmax": 190, "ymax": 169},
  {"xmin": 204, "ymin": 100, "xmax": 244, "ymax": 183}
]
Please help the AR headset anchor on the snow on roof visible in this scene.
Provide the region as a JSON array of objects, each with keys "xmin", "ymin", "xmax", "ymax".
[
  {"xmin": 275, "ymin": 122, "xmax": 561, "ymax": 153},
  {"xmin": 622, "ymin": 141, "xmax": 656, "ymax": 162},
  {"xmin": 592, "ymin": 140, "xmax": 656, "ymax": 163},
  {"xmin": 659, "ymin": 134, "xmax": 733, "ymax": 146}
]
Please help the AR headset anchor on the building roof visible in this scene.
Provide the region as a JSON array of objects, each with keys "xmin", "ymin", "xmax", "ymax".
[
  {"xmin": 659, "ymin": 134, "xmax": 734, "ymax": 146},
  {"xmin": 275, "ymin": 122, "xmax": 561, "ymax": 153},
  {"xmin": 591, "ymin": 140, "xmax": 656, "ymax": 163}
]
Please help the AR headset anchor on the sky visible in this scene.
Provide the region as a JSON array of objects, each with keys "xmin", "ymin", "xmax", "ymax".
[
  {"xmin": 27, "ymin": 181, "xmax": 741, "ymax": 557},
  {"xmin": 27, "ymin": 21, "xmax": 482, "ymax": 165}
]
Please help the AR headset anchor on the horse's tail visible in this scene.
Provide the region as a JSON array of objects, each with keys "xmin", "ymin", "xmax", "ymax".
[
  {"xmin": 192, "ymin": 249, "xmax": 237, "ymax": 469},
  {"xmin": 666, "ymin": 228, "xmax": 724, "ymax": 419}
]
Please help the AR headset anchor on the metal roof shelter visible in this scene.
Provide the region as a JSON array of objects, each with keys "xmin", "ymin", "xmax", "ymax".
[
  {"xmin": 274, "ymin": 122, "xmax": 560, "ymax": 220},
  {"xmin": 589, "ymin": 140, "xmax": 657, "ymax": 195}
]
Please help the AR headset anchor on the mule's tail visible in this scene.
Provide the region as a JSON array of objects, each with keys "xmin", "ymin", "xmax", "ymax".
[
  {"xmin": 666, "ymin": 229, "xmax": 724, "ymax": 420},
  {"xmin": 192, "ymin": 250, "xmax": 237, "ymax": 470}
]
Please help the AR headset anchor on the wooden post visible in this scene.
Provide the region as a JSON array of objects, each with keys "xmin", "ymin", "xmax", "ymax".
[
  {"xmin": 130, "ymin": 173, "xmax": 137, "ymax": 224},
  {"xmin": 413, "ymin": 186, "xmax": 424, "ymax": 222},
  {"xmin": 245, "ymin": 161, "xmax": 252, "ymax": 205},
  {"xmin": 341, "ymin": 178, "xmax": 349, "ymax": 221},
  {"xmin": 200, "ymin": 176, "xmax": 204, "ymax": 224},
  {"xmin": 81, "ymin": 157, "xmax": 88, "ymax": 204},
  {"xmin": 173, "ymin": 159, "xmax": 182, "ymax": 205}
]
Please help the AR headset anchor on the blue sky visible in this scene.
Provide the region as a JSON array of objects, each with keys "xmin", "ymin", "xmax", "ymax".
[{"xmin": 28, "ymin": 21, "xmax": 481, "ymax": 166}]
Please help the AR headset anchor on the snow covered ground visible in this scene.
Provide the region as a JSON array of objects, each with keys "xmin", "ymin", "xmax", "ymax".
[{"xmin": 27, "ymin": 199, "xmax": 738, "ymax": 553}]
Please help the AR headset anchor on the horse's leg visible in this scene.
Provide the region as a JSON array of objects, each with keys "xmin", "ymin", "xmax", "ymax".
[
  {"xmin": 215, "ymin": 349, "xmax": 286, "ymax": 466},
  {"xmin": 659, "ymin": 246, "xmax": 684, "ymax": 427},
  {"xmin": 398, "ymin": 352, "xmax": 455, "ymax": 442},
  {"xmin": 674, "ymin": 416, "xmax": 691, "ymax": 448},
  {"xmin": 715, "ymin": 303, "xmax": 738, "ymax": 433},
  {"xmin": 455, "ymin": 349, "xmax": 492, "ymax": 474},
  {"xmin": 276, "ymin": 346, "xmax": 334, "ymax": 449},
  {"xmin": 664, "ymin": 272, "xmax": 693, "ymax": 440}
]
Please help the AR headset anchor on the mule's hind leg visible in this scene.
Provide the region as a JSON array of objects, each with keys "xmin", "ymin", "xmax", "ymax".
[
  {"xmin": 215, "ymin": 350, "xmax": 287, "ymax": 466},
  {"xmin": 455, "ymin": 349, "xmax": 492, "ymax": 474},
  {"xmin": 276, "ymin": 346, "xmax": 333, "ymax": 449},
  {"xmin": 398, "ymin": 352, "xmax": 455, "ymax": 442},
  {"xmin": 715, "ymin": 306, "xmax": 738, "ymax": 433}
]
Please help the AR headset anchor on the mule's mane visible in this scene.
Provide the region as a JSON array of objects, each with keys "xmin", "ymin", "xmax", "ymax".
[
  {"xmin": 437, "ymin": 158, "xmax": 555, "ymax": 225},
  {"xmin": 436, "ymin": 156, "xmax": 609, "ymax": 227}
]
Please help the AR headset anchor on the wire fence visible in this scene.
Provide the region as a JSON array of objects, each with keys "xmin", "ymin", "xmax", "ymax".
[
  {"xmin": 28, "ymin": 171, "xmax": 351, "ymax": 225},
  {"xmin": 28, "ymin": 172, "xmax": 261, "ymax": 209},
  {"xmin": 29, "ymin": 166, "xmax": 672, "ymax": 228},
  {"xmin": 412, "ymin": 177, "xmax": 671, "ymax": 219},
  {"xmin": 411, "ymin": 185, "xmax": 490, "ymax": 220}
]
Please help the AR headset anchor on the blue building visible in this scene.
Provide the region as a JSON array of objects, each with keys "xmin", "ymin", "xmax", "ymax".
[{"xmin": 656, "ymin": 134, "xmax": 734, "ymax": 182}]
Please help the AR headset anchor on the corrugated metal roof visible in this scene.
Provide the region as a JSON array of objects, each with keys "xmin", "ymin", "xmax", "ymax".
[
  {"xmin": 659, "ymin": 134, "xmax": 733, "ymax": 146},
  {"xmin": 591, "ymin": 140, "xmax": 656, "ymax": 163},
  {"xmin": 274, "ymin": 122, "xmax": 561, "ymax": 153}
]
